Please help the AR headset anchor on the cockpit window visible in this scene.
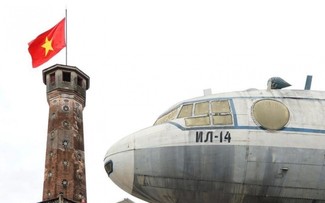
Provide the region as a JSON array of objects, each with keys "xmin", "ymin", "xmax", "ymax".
[
  {"xmin": 185, "ymin": 100, "xmax": 233, "ymax": 127},
  {"xmin": 154, "ymin": 108, "xmax": 178, "ymax": 125},
  {"xmin": 185, "ymin": 115, "xmax": 210, "ymax": 126},
  {"xmin": 178, "ymin": 104, "xmax": 193, "ymax": 118},
  {"xmin": 185, "ymin": 102, "xmax": 210, "ymax": 126},
  {"xmin": 154, "ymin": 99, "xmax": 234, "ymax": 127},
  {"xmin": 194, "ymin": 102, "xmax": 209, "ymax": 115},
  {"xmin": 211, "ymin": 100, "xmax": 233, "ymax": 125},
  {"xmin": 211, "ymin": 100, "xmax": 230, "ymax": 113}
]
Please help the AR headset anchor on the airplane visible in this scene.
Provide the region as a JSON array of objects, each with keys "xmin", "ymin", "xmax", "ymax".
[{"xmin": 104, "ymin": 76, "xmax": 325, "ymax": 203}]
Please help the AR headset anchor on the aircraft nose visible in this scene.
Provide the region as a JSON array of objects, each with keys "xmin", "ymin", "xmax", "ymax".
[{"xmin": 104, "ymin": 134, "xmax": 135, "ymax": 194}]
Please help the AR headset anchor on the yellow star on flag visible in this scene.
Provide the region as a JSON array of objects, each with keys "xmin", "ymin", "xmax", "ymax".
[{"xmin": 41, "ymin": 37, "xmax": 54, "ymax": 56}]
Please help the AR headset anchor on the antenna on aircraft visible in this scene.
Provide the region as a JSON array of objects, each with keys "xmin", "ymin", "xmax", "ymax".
[
  {"xmin": 304, "ymin": 75, "xmax": 313, "ymax": 90},
  {"xmin": 203, "ymin": 89, "xmax": 212, "ymax": 96},
  {"xmin": 267, "ymin": 77, "xmax": 291, "ymax": 90}
]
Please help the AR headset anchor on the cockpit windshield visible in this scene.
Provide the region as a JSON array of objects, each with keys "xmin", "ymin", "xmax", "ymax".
[
  {"xmin": 154, "ymin": 100, "xmax": 233, "ymax": 127},
  {"xmin": 154, "ymin": 108, "xmax": 179, "ymax": 125}
]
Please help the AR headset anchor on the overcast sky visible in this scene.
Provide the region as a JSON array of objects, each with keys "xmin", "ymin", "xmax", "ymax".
[{"xmin": 1, "ymin": 0, "xmax": 325, "ymax": 202}]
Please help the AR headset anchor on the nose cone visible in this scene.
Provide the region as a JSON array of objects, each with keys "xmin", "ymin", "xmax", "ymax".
[{"xmin": 104, "ymin": 134, "xmax": 135, "ymax": 194}]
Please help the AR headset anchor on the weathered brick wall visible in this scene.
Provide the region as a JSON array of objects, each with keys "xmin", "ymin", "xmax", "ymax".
[{"xmin": 41, "ymin": 65, "xmax": 89, "ymax": 203}]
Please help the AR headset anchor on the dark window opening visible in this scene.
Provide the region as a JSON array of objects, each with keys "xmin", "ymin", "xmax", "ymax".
[
  {"xmin": 78, "ymin": 193, "xmax": 84, "ymax": 200},
  {"xmin": 62, "ymin": 120, "xmax": 69, "ymax": 128},
  {"xmin": 77, "ymin": 76, "xmax": 83, "ymax": 87},
  {"xmin": 62, "ymin": 140, "xmax": 68, "ymax": 147},
  {"xmin": 63, "ymin": 105, "xmax": 69, "ymax": 112},
  {"xmin": 77, "ymin": 153, "xmax": 82, "ymax": 161},
  {"xmin": 62, "ymin": 179, "xmax": 68, "ymax": 188},
  {"xmin": 50, "ymin": 72, "xmax": 55, "ymax": 85},
  {"xmin": 62, "ymin": 72, "xmax": 71, "ymax": 82},
  {"xmin": 105, "ymin": 160, "xmax": 113, "ymax": 176}
]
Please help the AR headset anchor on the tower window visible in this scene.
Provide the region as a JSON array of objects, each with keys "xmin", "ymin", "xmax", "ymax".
[
  {"xmin": 77, "ymin": 153, "xmax": 82, "ymax": 161},
  {"xmin": 50, "ymin": 72, "xmax": 55, "ymax": 85},
  {"xmin": 63, "ymin": 160, "xmax": 69, "ymax": 167},
  {"xmin": 77, "ymin": 76, "xmax": 83, "ymax": 87},
  {"xmin": 77, "ymin": 173, "xmax": 83, "ymax": 180},
  {"xmin": 50, "ymin": 131, "xmax": 55, "ymax": 140},
  {"xmin": 62, "ymin": 105, "xmax": 69, "ymax": 112},
  {"xmin": 62, "ymin": 120, "xmax": 70, "ymax": 128},
  {"xmin": 62, "ymin": 71, "xmax": 71, "ymax": 82},
  {"xmin": 62, "ymin": 140, "xmax": 69, "ymax": 147},
  {"xmin": 62, "ymin": 179, "xmax": 68, "ymax": 188},
  {"xmin": 78, "ymin": 193, "xmax": 84, "ymax": 200}
]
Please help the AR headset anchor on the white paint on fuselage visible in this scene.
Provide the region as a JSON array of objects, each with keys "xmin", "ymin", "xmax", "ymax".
[{"xmin": 104, "ymin": 89, "xmax": 325, "ymax": 202}]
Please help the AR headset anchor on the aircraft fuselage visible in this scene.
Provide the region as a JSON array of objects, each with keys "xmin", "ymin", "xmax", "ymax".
[{"xmin": 104, "ymin": 89, "xmax": 325, "ymax": 203}]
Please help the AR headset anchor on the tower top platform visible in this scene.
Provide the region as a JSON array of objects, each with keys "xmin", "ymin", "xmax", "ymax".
[{"xmin": 42, "ymin": 64, "xmax": 90, "ymax": 90}]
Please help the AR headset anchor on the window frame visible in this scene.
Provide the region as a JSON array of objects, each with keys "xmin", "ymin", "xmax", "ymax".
[
  {"xmin": 153, "ymin": 99, "xmax": 234, "ymax": 127},
  {"xmin": 154, "ymin": 107, "xmax": 179, "ymax": 126},
  {"xmin": 50, "ymin": 72, "xmax": 55, "ymax": 85},
  {"xmin": 182, "ymin": 99, "xmax": 234, "ymax": 127}
]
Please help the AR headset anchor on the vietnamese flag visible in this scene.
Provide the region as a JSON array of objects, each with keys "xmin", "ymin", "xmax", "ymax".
[{"xmin": 28, "ymin": 18, "xmax": 66, "ymax": 68}]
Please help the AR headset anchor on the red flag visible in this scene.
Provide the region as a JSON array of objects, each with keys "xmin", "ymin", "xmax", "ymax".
[{"xmin": 28, "ymin": 18, "xmax": 66, "ymax": 68}]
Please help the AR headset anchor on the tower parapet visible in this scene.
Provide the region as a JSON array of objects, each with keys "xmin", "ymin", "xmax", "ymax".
[{"xmin": 43, "ymin": 64, "xmax": 90, "ymax": 106}]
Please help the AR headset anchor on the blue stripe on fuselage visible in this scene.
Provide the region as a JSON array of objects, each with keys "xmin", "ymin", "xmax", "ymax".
[{"xmin": 168, "ymin": 121, "xmax": 325, "ymax": 134}]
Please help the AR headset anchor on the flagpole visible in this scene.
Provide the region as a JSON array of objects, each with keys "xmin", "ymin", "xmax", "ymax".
[{"xmin": 65, "ymin": 8, "xmax": 68, "ymax": 65}]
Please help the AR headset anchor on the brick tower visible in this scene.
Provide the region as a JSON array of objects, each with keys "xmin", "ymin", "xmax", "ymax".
[{"xmin": 40, "ymin": 64, "xmax": 90, "ymax": 203}]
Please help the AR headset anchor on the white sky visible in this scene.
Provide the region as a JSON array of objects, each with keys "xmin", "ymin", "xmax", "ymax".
[{"xmin": 1, "ymin": 0, "xmax": 325, "ymax": 202}]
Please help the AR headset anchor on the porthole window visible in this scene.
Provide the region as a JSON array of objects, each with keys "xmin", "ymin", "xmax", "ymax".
[
  {"xmin": 252, "ymin": 99, "xmax": 290, "ymax": 130},
  {"xmin": 78, "ymin": 193, "xmax": 84, "ymax": 200},
  {"xmin": 62, "ymin": 140, "xmax": 68, "ymax": 147},
  {"xmin": 50, "ymin": 131, "xmax": 55, "ymax": 140},
  {"xmin": 63, "ymin": 105, "xmax": 69, "ymax": 112},
  {"xmin": 77, "ymin": 173, "xmax": 83, "ymax": 180},
  {"xmin": 63, "ymin": 160, "xmax": 68, "ymax": 167},
  {"xmin": 77, "ymin": 153, "xmax": 82, "ymax": 161},
  {"xmin": 62, "ymin": 121, "xmax": 69, "ymax": 128},
  {"xmin": 62, "ymin": 179, "xmax": 68, "ymax": 188}
]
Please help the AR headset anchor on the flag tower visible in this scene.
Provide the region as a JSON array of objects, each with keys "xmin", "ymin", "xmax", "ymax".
[{"xmin": 39, "ymin": 64, "xmax": 90, "ymax": 203}]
